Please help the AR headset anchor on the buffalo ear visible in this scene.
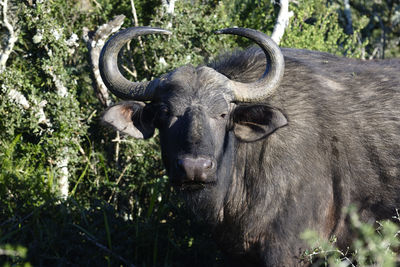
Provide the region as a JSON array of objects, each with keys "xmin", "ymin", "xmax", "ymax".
[
  {"xmin": 232, "ymin": 104, "xmax": 287, "ymax": 142},
  {"xmin": 102, "ymin": 101, "xmax": 155, "ymax": 139}
]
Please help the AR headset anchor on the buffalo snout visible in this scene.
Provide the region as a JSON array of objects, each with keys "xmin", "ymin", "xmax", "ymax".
[{"xmin": 175, "ymin": 156, "xmax": 216, "ymax": 184}]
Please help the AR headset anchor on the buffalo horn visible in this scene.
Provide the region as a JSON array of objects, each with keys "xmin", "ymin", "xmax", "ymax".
[
  {"xmin": 215, "ymin": 28, "xmax": 285, "ymax": 102},
  {"xmin": 99, "ymin": 27, "xmax": 171, "ymax": 101}
]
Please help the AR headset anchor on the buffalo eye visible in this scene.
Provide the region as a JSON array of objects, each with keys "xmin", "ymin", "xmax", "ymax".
[
  {"xmin": 153, "ymin": 104, "xmax": 173, "ymax": 128},
  {"xmin": 159, "ymin": 105, "xmax": 170, "ymax": 116}
]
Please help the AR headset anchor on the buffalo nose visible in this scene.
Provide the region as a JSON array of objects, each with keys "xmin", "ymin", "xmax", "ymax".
[{"xmin": 176, "ymin": 157, "xmax": 214, "ymax": 182}]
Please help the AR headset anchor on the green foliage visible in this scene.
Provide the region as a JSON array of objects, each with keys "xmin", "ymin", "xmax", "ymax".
[
  {"xmin": 224, "ymin": 0, "xmax": 276, "ymax": 32},
  {"xmin": 119, "ymin": 1, "xmax": 238, "ymax": 81},
  {"xmin": 0, "ymin": 244, "xmax": 30, "ymax": 267},
  {"xmin": 342, "ymin": 0, "xmax": 400, "ymax": 58},
  {"xmin": 0, "ymin": 0, "xmax": 399, "ymax": 266},
  {"xmin": 281, "ymin": 0, "xmax": 367, "ymax": 57},
  {"xmin": 0, "ymin": 195, "xmax": 222, "ymax": 266},
  {"xmin": 0, "ymin": 0, "xmax": 92, "ymax": 201},
  {"xmin": 301, "ymin": 207, "xmax": 400, "ymax": 266},
  {"xmin": 220, "ymin": 0, "xmax": 367, "ymax": 57},
  {"xmin": 0, "ymin": 134, "xmax": 52, "ymax": 216}
]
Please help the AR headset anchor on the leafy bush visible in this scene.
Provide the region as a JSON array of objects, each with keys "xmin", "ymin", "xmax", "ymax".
[
  {"xmin": 281, "ymin": 0, "xmax": 368, "ymax": 58},
  {"xmin": 301, "ymin": 207, "xmax": 400, "ymax": 266}
]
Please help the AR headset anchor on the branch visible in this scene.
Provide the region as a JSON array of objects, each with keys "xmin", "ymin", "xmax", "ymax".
[
  {"xmin": 369, "ymin": 47, "xmax": 380, "ymax": 60},
  {"xmin": 375, "ymin": 12, "xmax": 386, "ymax": 59},
  {"xmin": 162, "ymin": 0, "xmax": 176, "ymax": 15},
  {"xmin": 6, "ymin": 89, "xmax": 51, "ymax": 127},
  {"xmin": 112, "ymin": 130, "xmax": 121, "ymax": 163},
  {"xmin": 0, "ymin": 0, "xmax": 18, "ymax": 73},
  {"xmin": 56, "ymin": 149, "xmax": 70, "ymax": 200},
  {"xmin": 343, "ymin": 0, "xmax": 353, "ymax": 34},
  {"xmin": 130, "ymin": 0, "xmax": 148, "ymax": 71},
  {"xmin": 46, "ymin": 66, "xmax": 68, "ymax": 97},
  {"xmin": 44, "ymin": 64, "xmax": 71, "ymax": 199},
  {"xmin": 271, "ymin": 0, "xmax": 293, "ymax": 45},
  {"xmin": 108, "ymin": 163, "xmax": 129, "ymax": 203},
  {"xmin": 0, "ymin": 248, "xmax": 24, "ymax": 257},
  {"xmin": 130, "ymin": 0, "xmax": 139, "ymax": 27},
  {"xmin": 83, "ymin": 16, "xmax": 127, "ymax": 167},
  {"xmin": 73, "ymin": 224, "xmax": 136, "ymax": 267},
  {"xmin": 83, "ymin": 15, "xmax": 126, "ymax": 107},
  {"xmin": 7, "ymin": 89, "xmax": 30, "ymax": 109}
]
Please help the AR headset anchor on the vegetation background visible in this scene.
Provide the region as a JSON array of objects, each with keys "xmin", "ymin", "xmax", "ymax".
[{"xmin": 0, "ymin": 0, "xmax": 399, "ymax": 266}]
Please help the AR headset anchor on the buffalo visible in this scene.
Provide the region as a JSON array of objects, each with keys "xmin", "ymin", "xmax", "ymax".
[{"xmin": 100, "ymin": 27, "xmax": 400, "ymax": 266}]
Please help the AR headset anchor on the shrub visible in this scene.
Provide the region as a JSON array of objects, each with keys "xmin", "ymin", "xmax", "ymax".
[{"xmin": 301, "ymin": 207, "xmax": 400, "ymax": 266}]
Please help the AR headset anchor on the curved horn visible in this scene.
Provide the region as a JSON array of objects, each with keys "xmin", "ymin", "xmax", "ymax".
[
  {"xmin": 99, "ymin": 27, "xmax": 171, "ymax": 101},
  {"xmin": 215, "ymin": 28, "xmax": 285, "ymax": 102}
]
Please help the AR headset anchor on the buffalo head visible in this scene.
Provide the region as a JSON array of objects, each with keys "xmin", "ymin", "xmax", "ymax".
[{"xmin": 101, "ymin": 27, "xmax": 287, "ymax": 193}]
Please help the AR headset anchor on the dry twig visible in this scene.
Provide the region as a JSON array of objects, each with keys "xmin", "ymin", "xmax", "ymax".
[
  {"xmin": 271, "ymin": 0, "xmax": 293, "ymax": 45},
  {"xmin": 83, "ymin": 15, "xmax": 126, "ymax": 107},
  {"xmin": 162, "ymin": 0, "xmax": 176, "ymax": 15},
  {"xmin": 108, "ymin": 164, "xmax": 130, "ymax": 203},
  {"xmin": 130, "ymin": 0, "xmax": 148, "ymax": 71},
  {"xmin": 74, "ymin": 224, "xmax": 136, "ymax": 267},
  {"xmin": 343, "ymin": 0, "xmax": 353, "ymax": 34},
  {"xmin": 0, "ymin": 0, "xmax": 18, "ymax": 73}
]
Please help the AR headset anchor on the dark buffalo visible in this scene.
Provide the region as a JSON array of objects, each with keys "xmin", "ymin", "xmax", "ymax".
[{"xmin": 100, "ymin": 27, "xmax": 400, "ymax": 266}]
